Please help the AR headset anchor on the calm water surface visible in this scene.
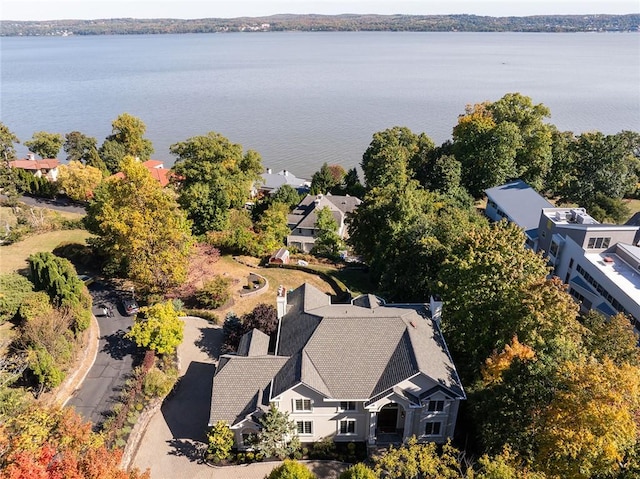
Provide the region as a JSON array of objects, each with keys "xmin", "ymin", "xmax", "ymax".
[{"xmin": 1, "ymin": 32, "xmax": 639, "ymax": 177}]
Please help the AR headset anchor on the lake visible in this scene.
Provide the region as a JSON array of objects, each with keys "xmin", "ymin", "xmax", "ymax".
[{"xmin": 1, "ymin": 32, "xmax": 639, "ymax": 178}]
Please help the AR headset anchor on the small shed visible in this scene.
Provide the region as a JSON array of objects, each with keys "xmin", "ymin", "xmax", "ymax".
[{"xmin": 269, "ymin": 247, "xmax": 290, "ymax": 265}]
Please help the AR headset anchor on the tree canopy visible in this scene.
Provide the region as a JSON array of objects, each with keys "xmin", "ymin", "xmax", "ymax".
[
  {"xmin": 85, "ymin": 155, "xmax": 194, "ymax": 291},
  {"xmin": 0, "ymin": 404, "xmax": 149, "ymax": 479},
  {"xmin": 99, "ymin": 113, "xmax": 154, "ymax": 173},
  {"xmin": 361, "ymin": 126, "xmax": 434, "ymax": 190},
  {"xmin": 170, "ymin": 132, "xmax": 263, "ymax": 235},
  {"xmin": 57, "ymin": 160, "xmax": 103, "ymax": 202},
  {"xmin": 127, "ymin": 301, "xmax": 184, "ymax": 355},
  {"xmin": 24, "ymin": 131, "xmax": 64, "ymax": 159}
]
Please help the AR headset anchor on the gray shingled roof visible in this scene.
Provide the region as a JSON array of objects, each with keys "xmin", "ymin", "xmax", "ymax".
[
  {"xmin": 485, "ymin": 180, "xmax": 553, "ymax": 235},
  {"xmin": 237, "ymin": 329, "xmax": 270, "ymax": 357},
  {"xmin": 276, "ymin": 284, "xmax": 464, "ymax": 400},
  {"xmin": 287, "ymin": 194, "xmax": 361, "ymax": 231},
  {"xmin": 210, "ymin": 283, "xmax": 465, "ymax": 427},
  {"xmin": 209, "ymin": 355, "xmax": 288, "ymax": 426}
]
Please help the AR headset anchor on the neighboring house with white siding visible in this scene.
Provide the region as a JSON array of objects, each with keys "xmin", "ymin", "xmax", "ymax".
[{"xmin": 208, "ymin": 283, "xmax": 465, "ymax": 449}]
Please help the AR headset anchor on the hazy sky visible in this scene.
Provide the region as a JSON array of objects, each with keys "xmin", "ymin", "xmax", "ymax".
[{"xmin": 3, "ymin": 0, "xmax": 639, "ymax": 21}]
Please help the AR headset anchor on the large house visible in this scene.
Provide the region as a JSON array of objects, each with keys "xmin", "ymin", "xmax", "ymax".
[
  {"xmin": 485, "ymin": 180, "xmax": 640, "ymax": 332},
  {"xmin": 256, "ymin": 169, "xmax": 310, "ymax": 196},
  {"xmin": 209, "ymin": 283, "xmax": 465, "ymax": 449},
  {"xmin": 287, "ymin": 194, "xmax": 361, "ymax": 253},
  {"xmin": 9, "ymin": 153, "xmax": 60, "ymax": 181}
]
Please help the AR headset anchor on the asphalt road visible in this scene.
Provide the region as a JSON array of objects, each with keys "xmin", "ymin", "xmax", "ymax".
[
  {"xmin": 1, "ymin": 194, "xmax": 87, "ymax": 215},
  {"xmin": 67, "ymin": 282, "xmax": 140, "ymax": 427}
]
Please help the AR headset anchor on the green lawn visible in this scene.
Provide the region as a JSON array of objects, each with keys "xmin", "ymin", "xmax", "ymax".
[{"xmin": 0, "ymin": 229, "xmax": 93, "ymax": 274}]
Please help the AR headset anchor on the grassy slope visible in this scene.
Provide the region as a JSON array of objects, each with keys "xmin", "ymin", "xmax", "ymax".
[{"xmin": 0, "ymin": 229, "xmax": 93, "ymax": 274}]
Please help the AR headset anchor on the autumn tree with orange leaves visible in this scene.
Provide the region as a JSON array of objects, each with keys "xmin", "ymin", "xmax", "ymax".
[{"xmin": 0, "ymin": 404, "xmax": 149, "ymax": 479}]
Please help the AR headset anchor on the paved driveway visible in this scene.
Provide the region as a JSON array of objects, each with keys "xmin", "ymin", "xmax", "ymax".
[
  {"xmin": 67, "ymin": 282, "xmax": 139, "ymax": 427},
  {"xmin": 131, "ymin": 317, "xmax": 346, "ymax": 479}
]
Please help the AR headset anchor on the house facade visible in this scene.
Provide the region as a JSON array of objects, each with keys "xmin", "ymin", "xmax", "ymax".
[
  {"xmin": 209, "ymin": 284, "xmax": 465, "ymax": 449},
  {"xmin": 9, "ymin": 153, "xmax": 60, "ymax": 182},
  {"xmin": 286, "ymin": 194, "xmax": 361, "ymax": 253}
]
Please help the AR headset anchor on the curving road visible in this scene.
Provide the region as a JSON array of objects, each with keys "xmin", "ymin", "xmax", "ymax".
[{"xmin": 67, "ymin": 282, "xmax": 140, "ymax": 428}]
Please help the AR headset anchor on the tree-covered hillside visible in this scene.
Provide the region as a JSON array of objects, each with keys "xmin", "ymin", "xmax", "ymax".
[{"xmin": 1, "ymin": 13, "xmax": 639, "ymax": 36}]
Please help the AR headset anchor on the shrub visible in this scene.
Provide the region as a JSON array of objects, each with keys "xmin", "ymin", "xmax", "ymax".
[
  {"xmin": 242, "ymin": 303, "xmax": 278, "ymax": 336},
  {"xmin": 196, "ymin": 275, "xmax": 231, "ymax": 309},
  {"xmin": 0, "ymin": 273, "xmax": 33, "ymax": 323},
  {"xmin": 183, "ymin": 308, "xmax": 220, "ymax": 324},
  {"xmin": 206, "ymin": 420, "xmax": 234, "ymax": 463},
  {"xmin": 339, "ymin": 463, "xmax": 377, "ymax": 479},
  {"xmin": 266, "ymin": 459, "xmax": 317, "ymax": 479},
  {"xmin": 28, "ymin": 347, "xmax": 65, "ymax": 391},
  {"xmin": 142, "ymin": 366, "xmax": 178, "ymax": 399},
  {"xmin": 222, "ymin": 312, "xmax": 243, "ymax": 353},
  {"xmin": 311, "ymin": 436, "xmax": 336, "ymax": 459}
]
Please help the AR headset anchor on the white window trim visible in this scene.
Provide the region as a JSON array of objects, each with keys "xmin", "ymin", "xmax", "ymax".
[
  {"xmin": 296, "ymin": 420, "xmax": 313, "ymax": 436},
  {"xmin": 338, "ymin": 419, "xmax": 357, "ymax": 436},
  {"xmin": 338, "ymin": 401, "xmax": 357, "ymax": 412},
  {"xmin": 293, "ymin": 398, "xmax": 312, "ymax": 412},
  {"xmin": 424, "ymin": 421, "xmax": 442, "ymax": 436}
]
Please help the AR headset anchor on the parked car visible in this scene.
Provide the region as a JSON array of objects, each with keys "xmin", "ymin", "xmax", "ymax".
[{"xmin": 122, "ymin": 298, "xmax": 139, "ymax": 316}]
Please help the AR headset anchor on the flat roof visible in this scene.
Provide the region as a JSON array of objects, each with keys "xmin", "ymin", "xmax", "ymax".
[
  {"xmin": 584, "ymin": 252, "xmax": 640, "ymax": 305},
  {"xmin": 485, "ymin": 180, "xmax": 553, "ymax": 233}
]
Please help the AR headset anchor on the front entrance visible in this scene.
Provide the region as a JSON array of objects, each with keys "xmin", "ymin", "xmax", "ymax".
[{"xmin": 377, "ymin": 404, "xmax": 398, "ymax": 433}]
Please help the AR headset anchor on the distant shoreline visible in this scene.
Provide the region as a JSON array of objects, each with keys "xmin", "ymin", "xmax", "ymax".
[{"xmin": 2, "ymin": 13, "xmax": 639, "ymax": 36}]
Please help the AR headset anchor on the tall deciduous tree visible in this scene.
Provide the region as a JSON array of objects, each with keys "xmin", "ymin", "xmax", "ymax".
[
  {"xmin": 24, "ymin": 131, "xmax": 64, "ymax": 159},
  {"xmin": 256, "ymin": 201, "xmax": 290, "ymax": 255},
  {"xmin": 0, "ymin": 122, "xmax": 21, "ymax": 203},
  {"xmin": 0, "ymin": 122, "xmax": 19, "ymax": 161},
  {"xmin": 488, "ymin": 92, "xmax": 553, "ymax": 190},
  {"xmin": 85, "ymin": 155, "xmax": 193, "ymax": 291},
  {"xmin": 170, "ymin": 132, "xmax": 263, "ymax": 235},
  {"xmin": 57, "ymin": 160, "xmax": 103, "ymax": 202},
  {"xmin": 581, "ymin": 310, "xmax": 640, "ymax": 366},
  {"xmin": 99, "ymin": 113, "xmax": 154, "ymax": 173},
  {"xmin": 452, "ymin": 103, "xmax": 521, "ymax": 197},
  {"xmin": 271, "ymin": 184, "xmax": 301, "ymax": 209},
  {"xmin": 564, "ymin": 131, "xmax": 639, "ymax": 206},
  {"xmin": 127, "ymin": 301, "xmax": 184, "ymax": 355},
  {"xmin": 536, "ymin": 358, "xmax": 640, "ymax": 479},
  {"xmin": 436, "ymin": 222, "xmax": 553, "ymax": 379},
  {"xmin": 361, "ymin": 126, "xmax": 434, "ymax": 190},
  {"xmin": 64, "ymin": 130, "xmax": 97, "ymax": 162}
]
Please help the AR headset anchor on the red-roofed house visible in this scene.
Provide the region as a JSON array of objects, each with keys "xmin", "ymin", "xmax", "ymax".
[
  {"xmin": 111, "ymin": 159, "xmax": 172, "ymax": 187},
  {"xmin": 9, "ymin": 153, "xmax": 60, "ymax": 181}
]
